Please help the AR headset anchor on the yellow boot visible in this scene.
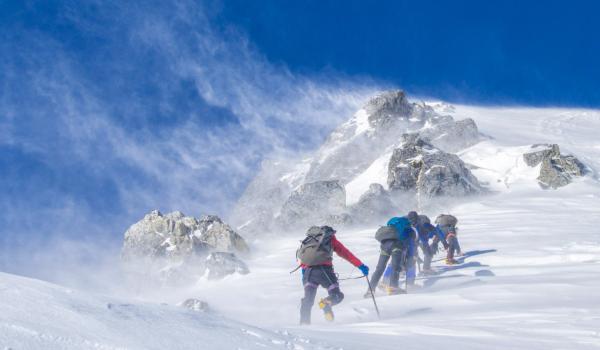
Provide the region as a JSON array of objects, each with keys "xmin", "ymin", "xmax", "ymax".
[
  {"xmin": 386, "ymin": 286, "xmax": 406, "ymax": 295},
  {"xmin": 318, "ymin": 298, "xmax": 334, "ymax": 321}
]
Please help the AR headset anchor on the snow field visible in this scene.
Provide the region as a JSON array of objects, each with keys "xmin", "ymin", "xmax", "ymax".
[{"xmin": 0, "ymin": 272, "xmax": 344, "ymax": 350}]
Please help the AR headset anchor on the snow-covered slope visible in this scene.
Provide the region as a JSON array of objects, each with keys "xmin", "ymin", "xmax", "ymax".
[
  {"xmin": 0, "ymin": 272, "xmax": 337, "ymax": 350},
  {"xmin": 178, "ymin": 104, "xmax": 600, "ymax": 349}
]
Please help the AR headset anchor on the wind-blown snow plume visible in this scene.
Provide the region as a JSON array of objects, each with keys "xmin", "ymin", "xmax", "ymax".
[{"xmin": 0, "ymin": 0, "xmax": 381, "ymax": 282}]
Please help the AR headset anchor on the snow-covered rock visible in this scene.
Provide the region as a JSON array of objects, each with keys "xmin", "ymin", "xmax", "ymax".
[
  {"xmin": 277, "ymin": 180, "xmax": 348, "ymax": 228},
  {"xmin": 180, "ymin": 298, "xmax": 210, "ymax": 312},
  {"xmin": 121, "ymin": 210, "xmax": 204, "ymax": 261},
  {"xmin": 388, "ymin": 134, "xmax": 483, "ymax": 197},
  {"xmin": 122, "ymin": 210, "xmax": 248, "ymax": 261},
  {"xmin": 197, "ymin": 215, "xmax": 250, "ymax": 254},
  {"xmin": 523, "ymin": 144, "xmax": 586, "ymax": 189},
  {"xmin": 304, "ymin": 90, "xmax": 453, "ymax": 185},
  {"xmin": 205, "ymin": 252, "xmax": 250, "ymax": 280},
  {"xmin": 121, "ymin": 210, "xmax": 249, "ymax": 283},
  {"xmin": 420, "ymin": 118, "xmax": 481, "ymax": 153},
  {"xmin": 349, "ymin": 183, "xmax": 397, "ymax": 223},
  {"xmin": 232, "ymin": 90, "xmax": 484, "ymax": 233}
]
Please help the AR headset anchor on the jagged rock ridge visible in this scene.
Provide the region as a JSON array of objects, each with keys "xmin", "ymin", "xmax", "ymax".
[{"xmin": 230, "ymin": 90, "xmax": 484, "ymax": 233}]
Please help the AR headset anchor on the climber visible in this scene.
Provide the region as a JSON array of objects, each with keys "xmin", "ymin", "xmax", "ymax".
[
  {"xmin": 365, "ymin": 216, "xmax": 415, "ymax": 297},
  {"xmin": 434, "ymin": 214, "xmax": 462, "ymax": 265},
  {"xmin": 407, "ymin": 211, "xmax": 448, "ymax": 273},
  {"xmin": 296, "ymin": 226, "xmax": 369, "ymax": 324}
]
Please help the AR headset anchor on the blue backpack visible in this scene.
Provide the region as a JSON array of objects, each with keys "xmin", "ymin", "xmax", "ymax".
[{"xmin": 386, "ymin": 217, "xmax": 412, "ymax": 241}]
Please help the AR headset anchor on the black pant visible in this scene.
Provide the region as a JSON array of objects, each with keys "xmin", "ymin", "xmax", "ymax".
[
  {"xmin": 300, "ymin": 265, "xmax": 344, "ymax": 324},
  {"xmin": 369, "ymin": 239, "xmax": 404, "ymax": 289}
]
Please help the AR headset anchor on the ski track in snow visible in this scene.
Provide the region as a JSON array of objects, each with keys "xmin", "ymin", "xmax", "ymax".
[{"xmin": 2, "ymin": 105, "xmax": 600, "ymax": 349}]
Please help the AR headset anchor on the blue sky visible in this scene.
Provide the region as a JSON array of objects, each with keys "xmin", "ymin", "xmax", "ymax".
[
  {"xmin": 218, "ymin": 0, "xmax": 600, "ymax": 106},
  {"xmin": 1, "ymin": 0, "xmax": 599, "ymax": 279}
]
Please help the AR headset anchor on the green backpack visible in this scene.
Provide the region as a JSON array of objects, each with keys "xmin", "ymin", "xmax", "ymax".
[{"xmin": 296, "ymin": 226, "xmax": 335, "ymax": 266}]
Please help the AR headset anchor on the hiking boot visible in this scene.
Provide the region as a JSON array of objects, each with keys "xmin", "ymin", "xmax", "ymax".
[
  {"xmin": 318, "ymin": 298, "xmax": 334, "ymax": 322},
  {"xmin": 445, "ymin": 258, "xmax": 459, "ymax": 265},
  {"xmin": 386, "ymin": 286, "xmax": 406, "ymax": 295}
]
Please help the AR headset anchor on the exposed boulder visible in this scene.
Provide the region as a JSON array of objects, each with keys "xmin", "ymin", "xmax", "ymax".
[
  {"xmin": 180, "ymin": 299, "xmax": 210, "ymax": 312},
  {"xmin": 121, "ymin": 210, "xmax": 203, "ymax": 261},
  {"xmin": 523, "ymin": 144, "xmax": 560, "ymax": 167},
  {"xmin": 122, "ymin": 211, "xmax": 248, "ymax": 261},
  {"xmin": 197, "ymin": 215, "xmax": 249, "ymax": 254},
  {"xmin": 277, "ymin": 180, "xmax": 348, "ymax": 228},
  {"xmin": 349, "ymin": 183, "xmax": 397, "ymax": 223},
  {"xmin": 121, "ymin": 210, "xmax": 249, "ymax": 284},
  {"xmin": 205, "ymin": 252, "xmax": 250, "ymax": 280},
  {"xmin": 523, "ymin": 144, "xmax": 586, "ymax": 189},
  {"xmin": 420, "ymin": 118, "xmax": 481, "ymax": 153},
  {"xmin": 388, "ymin": 134, "xmax": 483, "ymax": 198}
]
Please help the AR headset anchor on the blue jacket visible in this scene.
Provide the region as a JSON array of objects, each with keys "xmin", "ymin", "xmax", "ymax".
[
  {"xmin": 386, "ymin": 217, "xmax": 416, "ymax": 256},
  {"xmin": 414, "ymin": 223, "xmax": 446, "ymax": 244}
]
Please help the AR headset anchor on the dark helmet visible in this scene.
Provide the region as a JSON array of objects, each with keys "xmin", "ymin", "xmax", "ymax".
[{"xmin": 407, "ymin": 211, "xmax": 419, "ymax": 226}]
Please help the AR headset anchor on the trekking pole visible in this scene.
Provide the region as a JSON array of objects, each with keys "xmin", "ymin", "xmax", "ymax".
[
  {"xmin": 404, "ymin": 250, "xmax": 409, "ymax": 294},
  {"xmin": 364, "ymin": 275, "xmax": 381, "ymax": 319}
]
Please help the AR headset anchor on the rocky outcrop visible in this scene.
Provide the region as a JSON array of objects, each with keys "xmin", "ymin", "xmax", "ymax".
[
  {"xmin": 277, "ymin": 180, "xmax": 348, "ymax": 228},
  {"xmin": 121, "ymin": 210, "xmax": 203, "ymax": 261},
  {"xmin": 180, "ymin": 299, "xmax": 210, "ymax": 312},
  {"xmin": 205, "ymin": 252, "xmax": 249, "ymax": 280},
  {"xmin": 388, "ymin": 134, "xmax": 483, "ymax": 198},
  {"xmin": 349, "ymin": 183, "xmax": 397, "ymax": 223},
  {"xmin": 364, "ymin": 90, "xmax": 415, "ymax": 129},
  {"xmin": 523, "ymin": 144, "xmax": 559, "ymax": 167},
  {"xmin": 364, "ymin": 91, "xmax": 455, "ymax": 131},
  {"xmin": 420, "ymin": 118, "xmax": 481, "ymax": 153},
  {"xmin": 231, "ymin": 90, "xmax": 485, "ymax": 234},
  {"xmin": 196, "ymin": 215, "xmax": 249, "ymax": 253},
  {"xmin": 523, "ymin": 144, "xmax": 586, "ymax": 189},
  {"xmin": 121, "ymin": 210, "xmax": 249, "ymax": 284},
  {"xmin": 304, "ymin": 90, "xmax": 454, "ymax": 185},
  {"xmin": 122, "ymin": 211, "xmax": 248, "ymax": 261}
]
